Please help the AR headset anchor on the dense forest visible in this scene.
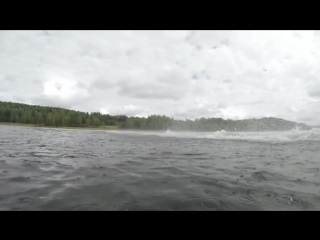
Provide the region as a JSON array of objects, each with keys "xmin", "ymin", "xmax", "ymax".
[{"xmin": 0, "ymin": 101, "xmax": 312, "ymax": 131}]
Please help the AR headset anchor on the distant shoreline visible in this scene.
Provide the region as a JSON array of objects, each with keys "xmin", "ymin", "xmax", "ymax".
[
  {"xmin": 1, "ymin": 122, "xmax": 317, "ymax": 133},
  {"xmin": 1, "ymin": 101, "xmax": 313, "ymax": 131},
  {"xmin": 0, "ymin": 122, "xmax": 118, "ymax": 130}
]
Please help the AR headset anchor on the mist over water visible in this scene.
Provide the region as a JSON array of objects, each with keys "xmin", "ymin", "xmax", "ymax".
[
  {"xmin": 109, "ymin": 128, "xmax": 320, "ymax": 142},
  {"xmin": 1, "ymin": 125, "xmax": 320, "ymax": 211}
]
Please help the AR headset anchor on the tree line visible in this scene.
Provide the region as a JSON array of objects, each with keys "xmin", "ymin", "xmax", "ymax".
[
  {"xmin": 0, "ymin": 101, "xmax": 124, "ymax": 127},
  {"xmin": 0, "ymin": 101, "xmax": 311, "ymax": 131}
]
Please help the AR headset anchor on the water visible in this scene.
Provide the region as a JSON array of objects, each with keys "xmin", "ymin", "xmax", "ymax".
[{"xmin": 1, "ymin": 125, "xmax": 320, "ymax": 211}]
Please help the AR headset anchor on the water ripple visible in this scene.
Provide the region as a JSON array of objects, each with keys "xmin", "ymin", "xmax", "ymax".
[{"xmin": 1, "ymin": 126, "xmax": 320, "ymax": 210}]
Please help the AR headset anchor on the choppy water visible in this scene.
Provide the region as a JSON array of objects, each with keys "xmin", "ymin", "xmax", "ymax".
[{"xmin": 1, "ymin": 125, "xmax": 320, "ymax": 211}]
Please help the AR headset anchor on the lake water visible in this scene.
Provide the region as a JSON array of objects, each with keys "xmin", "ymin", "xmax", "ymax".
[{"xmin": 0, "ymin": 125, "xmax": 320, "ymax": 210}]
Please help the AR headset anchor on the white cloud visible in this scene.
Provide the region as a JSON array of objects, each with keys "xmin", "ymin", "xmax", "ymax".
[{"xmin": 1, "ymin": 30, "xmax": 320, "ymax": 125}]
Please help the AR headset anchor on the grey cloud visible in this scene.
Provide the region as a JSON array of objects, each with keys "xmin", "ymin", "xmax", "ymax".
[
  {"xmin": 31, "ymin": 93, "xmax": 89, "ymax": 110},
  {"xmin": 308, "ymin": 90, "xmax": 320, "ymax": 98},
  {"xmin": 237, "ymin": 101, "xmax": 266, "ymax": 106},
  {"xmin": 107, "ymin": 105, "xmax": 148, "ymax": 116},
  {"xmin": 220, "ymin": 39, "xmax": 230, "ymax": 46},
  {"xmin": 305, "ymin": 77, "xmax": 320, "ymax": 99},
  {"xmin": 118, "ymin": 82, "xmax": 188, "ymax": 101},
  {"xmin": 294, "ymin": 101, "xmax": 320, "ymax": 125},
  {"xmin": 173, "ymin": 106, "xmax": 221, "ymax": 120},
  {"xmin": 90, "ymin": 79, "xmax": 115, "ymax": 90},
  {"xmin": 55, "ymin": 82, "xmax": 62, "ymax": 91},
  {"xmin": 1, "ymin": 30, "xmax": 320, "ymax": 125},
  {"xmin": 191, "ymin": 71, "xmax": 211, "ymax": 80},
  {"xmin": 185, "ymin": 31, "xmax": 196, "ymax": 41}
]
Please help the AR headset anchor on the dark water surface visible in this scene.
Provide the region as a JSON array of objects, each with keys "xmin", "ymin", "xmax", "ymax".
[{"xmin": 1, "ymin": 125, "xmax": 320, "ymax": 211}]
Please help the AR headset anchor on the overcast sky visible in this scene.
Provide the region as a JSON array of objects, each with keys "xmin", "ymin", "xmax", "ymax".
[{"xmin": 1, "ymin": 30, "xmax": 320, "ymax": 125}]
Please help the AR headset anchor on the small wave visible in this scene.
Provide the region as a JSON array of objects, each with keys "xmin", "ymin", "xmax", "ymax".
[
  {"xmin": 106, "ymin": 128, "xmax": 320, "ymax": 142},
  {"xmin": 285, "ymin": 129, "xmax": 320, "ymax": 141}
]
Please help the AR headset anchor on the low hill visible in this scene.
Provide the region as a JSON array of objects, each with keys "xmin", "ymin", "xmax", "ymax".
[{"xmin": 0, "ymin": 101, "xmax": 312, "ymax": 131}]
